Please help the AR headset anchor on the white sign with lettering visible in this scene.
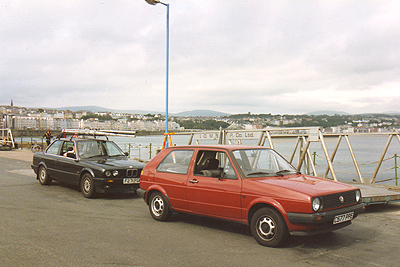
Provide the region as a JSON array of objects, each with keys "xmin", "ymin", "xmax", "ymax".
[
  {"xmin": 226, "ymin": 131, "xmax": 262, "ymax": 140},
  {"xmin": 194, "ymin": 133, "xmax": 220, "ymax": 140}
]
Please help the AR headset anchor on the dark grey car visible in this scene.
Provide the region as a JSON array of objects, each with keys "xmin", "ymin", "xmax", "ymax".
[{"xmin": 32, "ymin": 138, "xmax": 146, "ymax": 198}]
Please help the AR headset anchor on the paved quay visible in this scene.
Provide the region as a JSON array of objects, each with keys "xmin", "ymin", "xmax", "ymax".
[
  {"xmin": 1, "ymin": 149, "xmax": 400, "ymax": 266},
  {"xmin": 0, "ymin": 149, "xmax": 33, "ymax": 161}
]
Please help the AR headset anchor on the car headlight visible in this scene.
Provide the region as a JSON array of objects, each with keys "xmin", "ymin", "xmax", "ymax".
[
  {"xmin": 312, "ymin": 197, "xmax": 322, "ymax": 212},
  {"xmin": 105, "ymin": 170, "xmax": 111, "ymax": 177},
  {"xmin": 112, "ymin": 170, "xmax": 119, "ymax": 177},
  {"xmin": 355, "ymin": 190, "xmax": 361, "ymax": 203}
]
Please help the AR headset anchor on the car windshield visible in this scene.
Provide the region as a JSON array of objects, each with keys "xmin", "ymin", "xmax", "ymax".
[
  {"xmin": 77, "ymin": 140, "xmax": 125, "ymax": 159},
  {"xmin": 232, "ymin": 148, "xmax": 299, "ymax": 178}
]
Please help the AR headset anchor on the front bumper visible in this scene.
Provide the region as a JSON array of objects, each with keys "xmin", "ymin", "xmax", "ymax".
[
  {"xmin": 287, "ymin": 203, "xmax": 365, "ymax": 225},
  {"xmin": 93, "ymin": 179, "xmax": 139, "ymax": 194},
  {"xmin": 286, "ymin": 203, "xmax": 365, "ymax": 235}
]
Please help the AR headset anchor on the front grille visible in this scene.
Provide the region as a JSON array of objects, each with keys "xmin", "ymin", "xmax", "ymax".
[
  {"xmin": 321, "ymin": 190, "xmax": 357, "ymax": 210},
  {"xmin": 126, "ymin": 169, "xmax": 139, "ymax": 178}
]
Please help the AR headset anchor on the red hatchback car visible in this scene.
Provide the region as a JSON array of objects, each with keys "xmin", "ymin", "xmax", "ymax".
[{"xmin": 138, "ymin": 145, "xmax": 365, "ymax": 247}]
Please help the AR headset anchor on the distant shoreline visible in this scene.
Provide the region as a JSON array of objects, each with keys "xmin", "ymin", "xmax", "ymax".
[{"xmin": 9, "ymin": 129, "xmax": 164, "ymax": 138}]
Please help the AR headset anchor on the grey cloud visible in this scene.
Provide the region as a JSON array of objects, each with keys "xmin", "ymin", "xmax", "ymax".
[{"xmin": 1, "ymin": 0, "xmax": 399, "ymax": 114}]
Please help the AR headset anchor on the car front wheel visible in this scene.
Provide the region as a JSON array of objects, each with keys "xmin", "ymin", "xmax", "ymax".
[
  {"xmin": 250, "ymin": 207, "xmax": 288, "ymax": 247},
  {"xmin": 80, "ymin": 173, "xmax": 96, "ymax": 198},
  {"xmin": 38, "ymin": 165, "xmax": 52, "ymax": 185},
  {"xmin": 149, "ymin": 192, "xmax": 171, "ymax": 221}
]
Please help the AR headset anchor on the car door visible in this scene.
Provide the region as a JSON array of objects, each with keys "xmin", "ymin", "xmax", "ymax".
[
  {"xmin": 43, "ymin": 140, "xmax": 63, "ymax": 179},
  {"xmin": 155, "ymin": 149, "xmax": 194, "ymax": 211},
  {"xmin": 186, "ymin": 149, "xmax": 242, "ymax": 220},
  {"xmin": 56, "ymin": 141, "xmax": 81, "ymax": 185}
]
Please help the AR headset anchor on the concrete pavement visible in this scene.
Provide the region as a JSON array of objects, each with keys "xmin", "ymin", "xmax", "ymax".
[{"xmin": 0, "ymin": 151, "xmax": 400, "ymax": 266}]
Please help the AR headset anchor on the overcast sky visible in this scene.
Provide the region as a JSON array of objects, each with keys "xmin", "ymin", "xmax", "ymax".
[{"xmin": 1, "ymin": 0, "xmax": 399, "ymax": 115}]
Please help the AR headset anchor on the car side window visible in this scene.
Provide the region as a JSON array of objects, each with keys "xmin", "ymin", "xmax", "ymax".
[
  {"xmin": 221, "ymin": 155, "xmax": 237, "ymax": 179},
  {"xmin": 77, "ymin": 140, "xmax": 103, "ymax": 158},
  {"xmin": 62, "ymin": 141, "xmax": 74, "ymax": 154},
  {"xmin": 46, "ymin": 140, "xmax": 62, "ymax": 155},
  {"xmin": 62, "ymin": 141, "xmax": 76, "ymax": 158},
  {"xmin": 156, "ymin": 150, "xmax": 194, "ymax": 174},
  {"xmin": 194, "ymin": 150, "xmax": 237, "ymax": 179}
]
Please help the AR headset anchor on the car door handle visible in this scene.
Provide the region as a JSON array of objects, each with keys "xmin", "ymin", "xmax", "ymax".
[{"xmin": 189, "ymin": 179, "xmax": 198, "ymax": 184}]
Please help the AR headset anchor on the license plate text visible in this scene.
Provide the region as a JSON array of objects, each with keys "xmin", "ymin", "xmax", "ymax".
[
  {"xmin": 333, "ymin": 212, "xmax": 354, "ymax": 224},
  {"xmin": 123, "ymin": 178, "xmax": 140, "ymax": 184}
]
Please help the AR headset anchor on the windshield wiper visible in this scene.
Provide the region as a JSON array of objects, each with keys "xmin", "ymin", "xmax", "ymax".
[
  {"xmin": 108, "ymin": 154, "xmax": 126, "ymax": 158},
  {"xmin": 246, "ymin": 171, "xmax": 275, "ymax": 176},
  {"xmin": 84, "ymin": 155, "xmax": 103, "ymax": 159},
  {"xmin": 276, "ymin": 169, "xmax": 301, "ymax": 176}
]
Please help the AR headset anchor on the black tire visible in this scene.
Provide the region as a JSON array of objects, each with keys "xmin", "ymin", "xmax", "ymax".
[
  {"xmin": 250, "ymin": 207, "xmax": 289, "ymax": 247},
  {"xmin": 80, "ymin": 173, "xmax": 96, "ymax": 198},
  {"xmin": 38, "ymin": 165, "xmax": 52, "ymax": 185},
  {"xmin": 149, "ymin": 192, "xmax": 171, "ymax": 221}
]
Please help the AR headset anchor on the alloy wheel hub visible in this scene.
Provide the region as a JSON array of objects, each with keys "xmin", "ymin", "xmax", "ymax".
[
  {"xmin": 258, "ymin": 217, "xmax": 275, "ymax": 240},
  {"xmin": 152, "ymin": 197, "xmax": 164, "ymax": 216}
]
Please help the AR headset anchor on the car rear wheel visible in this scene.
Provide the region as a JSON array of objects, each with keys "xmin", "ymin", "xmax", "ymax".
[
  {"xmin": 80, "ymin": 173, "xmax": 96, "ymax": 198},
  {"xmin": 250, "ymin": 207, "xmax": 288, "ymax": 247},
  {"xmin": 149, "ymin": 192, "xmax": 171, "ymax": 221},
  {"xmin": 38, "ymin": 165, "xmax": 52, "ymax": 185}
]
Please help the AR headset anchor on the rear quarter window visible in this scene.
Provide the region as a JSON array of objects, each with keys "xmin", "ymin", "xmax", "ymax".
[
  {"xmin": 46, "ymin": 140, "xmax": 62, "ymax": 155},
  {"xmin": 156, "ymin": 150, "xmax": 194, "ymax": 174}
]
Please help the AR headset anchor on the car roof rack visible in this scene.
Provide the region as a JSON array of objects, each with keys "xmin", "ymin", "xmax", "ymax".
[{"xmin": 63, "ymin": 129, "xmax": 136, "ymax": 140}]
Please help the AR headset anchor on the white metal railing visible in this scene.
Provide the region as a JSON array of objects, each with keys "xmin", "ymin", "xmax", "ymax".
[{"xmin": 162, "ymin": 128, "xmax": 400, "ymax": 185}]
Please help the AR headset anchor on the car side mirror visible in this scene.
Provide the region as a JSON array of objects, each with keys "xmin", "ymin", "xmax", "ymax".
[
  {"xmin": 212, "ymin": 169, "xmax": 223, "ymax": 179},
  {"xmin": 124, "ymin": 152, "xmax": 129, "ymax": 157}
]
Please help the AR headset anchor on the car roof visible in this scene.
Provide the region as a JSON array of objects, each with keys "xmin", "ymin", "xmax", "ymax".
[{"xmin": 56, "ymin": 138, "xmax": 111, "ymax": 142}]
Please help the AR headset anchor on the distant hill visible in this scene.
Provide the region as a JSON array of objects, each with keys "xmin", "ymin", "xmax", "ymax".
[
  {"xmin": 174, "ymin": 109, "xmax": 230, "ymax": 117},
  {"xmin": 384, "ymin": 111, "xmax": 400, "ymax": 116},
  {"xmin": 306, "ymin": 110, "xmax": 400, "ymax": 116},
  {"xmin": 57, "ymin": 106, "xmax": 160, "ymax": 114},
  {"xmin": 305, "ymin": 110, "xmax": 349, "ymax": 116},
  {"xmin": 56, "ymin": 106, "xmax": 230, "ymax": 117},
  {"xmin": 58, "ymin": 106, "xmax": 111, "ymax": 112}
]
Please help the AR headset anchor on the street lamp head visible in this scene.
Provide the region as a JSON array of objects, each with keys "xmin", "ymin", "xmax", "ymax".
[{"xmin": 145, "ymin": 0, "xmax": 161, "ymax": 5}]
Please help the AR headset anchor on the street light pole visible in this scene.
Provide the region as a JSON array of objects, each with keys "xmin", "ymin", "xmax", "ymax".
[{"xmin": 145, "ymin": 0, "xmax": 170, "ymax": 146}]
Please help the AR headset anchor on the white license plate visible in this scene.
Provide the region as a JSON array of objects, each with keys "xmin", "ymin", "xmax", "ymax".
[
  {"xmin": 123, "ymin": 178, "xmax": 140, "ymax": 184},
  {"xmin": 333, "ymin": 212, "xmax": 354, "ymax": 224}
]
